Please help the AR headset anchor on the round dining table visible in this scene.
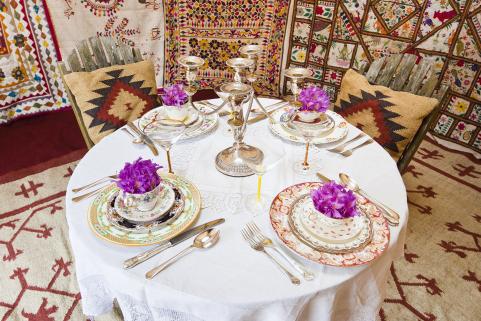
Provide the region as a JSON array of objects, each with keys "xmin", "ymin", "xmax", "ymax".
[{"xmin": 66, "ymin": 98, "xmax": 408, "ymax": 321}]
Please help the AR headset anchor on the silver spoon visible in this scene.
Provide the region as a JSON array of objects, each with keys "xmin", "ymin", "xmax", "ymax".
[
  {"xmin": 339, "ymin": 173, "xmax": 400, "ymax": 226},
  {"xmin": 145, "ymin": 229, "xmax": 220, "ymax": 279}
]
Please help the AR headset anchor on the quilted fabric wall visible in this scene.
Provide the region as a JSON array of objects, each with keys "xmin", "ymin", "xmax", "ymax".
[
  {"xmin": 0, "ymin": 0, "xmax": 69, "ymax": 124},
  {"xmin": 284, "ymin": 0, "xmax": 481, "ymax": 153}
]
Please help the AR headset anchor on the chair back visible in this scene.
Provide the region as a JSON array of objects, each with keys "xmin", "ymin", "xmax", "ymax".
[
  {"xmin": 359, "ymin": 54, "xmax": 449, "ymax": 173},
  {"xmin": 59, "ymin": 37, "xmax": 144, "ymax": 148}
]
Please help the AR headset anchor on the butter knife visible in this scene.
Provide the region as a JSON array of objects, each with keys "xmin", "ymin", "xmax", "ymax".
[
  {"xmin": 123, "ymin": 218, "xmax": 225, "ymax": 269},
  {"xmin": 126, "ymin": 122, "xmax": 159, "ymax": 156}
]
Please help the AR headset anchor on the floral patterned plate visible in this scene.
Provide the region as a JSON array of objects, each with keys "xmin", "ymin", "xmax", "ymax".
[
  {"xmin": 288, "ymin": 194, "xmax": 373, "ymax": 254},
  {"xmin": 88, "ymin": 173, "xmax": 201, "ymax": 246},
  {"xmin": 138, "ymin": 106, "xmax": 218, "ymax": 141},
  {"xmin": 269, "ymin": 182, "xmax": 390, "ymax": 267},
  {"xmin": 269, "ymin": 109, "xmax": 348, "ymax": 144},
  {"xmin": 106, "ymin": 185, "xmax": 185, "ymax": 234}
]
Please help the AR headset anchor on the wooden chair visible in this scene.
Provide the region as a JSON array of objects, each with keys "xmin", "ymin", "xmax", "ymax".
[
  {"xmin": 58, "ymin": 36, "xmax": 144, "ymax": 149},
  {"xmin": 358, "ymin": 54, "xmax": 449, "ymax": 173}
]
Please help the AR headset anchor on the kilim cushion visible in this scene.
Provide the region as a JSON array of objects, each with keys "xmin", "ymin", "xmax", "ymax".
[
  {"xmin": 334, "ymin": 69, "xmax": 439, "ymax": 160},
  {"xmin": 63, "ymin": 60, "xmax": 159, "ymax": 145}
]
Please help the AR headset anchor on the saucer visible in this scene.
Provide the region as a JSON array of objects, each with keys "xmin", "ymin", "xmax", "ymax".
[
  {"xmin": 106, "ymin": 186, "xmax": 185, "ymax": 234},
  {"xmin": 114, "ymin": 184, "xmax": 176, "ymax": 224},
  {"xmin": 288, "ymin": 194, "xmax": 372, "ymax": 254}
]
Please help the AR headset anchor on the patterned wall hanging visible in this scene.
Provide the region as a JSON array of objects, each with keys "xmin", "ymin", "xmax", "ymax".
[
  {"xmin": 163, "ymin": 0, "xmax": 290, "ymax": 97},
  {"xmin": 0, "ymin": 0, "xmax": 70, "ymax": 124},
  {"xmin": 283, "ymin": 0, "xmax": 481, "ymax": 153},
  {"xmin": 44, "ymin": 0, "xmax": 165, "ymax": 86}
]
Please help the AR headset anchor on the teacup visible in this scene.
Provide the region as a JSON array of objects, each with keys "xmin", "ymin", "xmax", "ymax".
[{"xmin": 123, "ymin": 184, "xmax": 162, "ymax": 212}]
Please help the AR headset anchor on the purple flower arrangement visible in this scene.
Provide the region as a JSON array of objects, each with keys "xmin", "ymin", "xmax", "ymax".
[
  {"xmin": 160, "ymin": 84, "xmax": 188, "ymax": 107},
  {"xmin": 116, "ymin": 158, "xmax": 162, "ymax": 194},
  {"xmin": 298, "ymin": 86, "xmax": 330, "ymax": 113},
  {"xmin": 310, "ymin": 181, "xmax": 358, "ymax": 219}
]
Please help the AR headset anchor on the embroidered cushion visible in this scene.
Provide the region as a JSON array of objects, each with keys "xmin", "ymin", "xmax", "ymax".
[
  {"xmin": 64, "ymin": 60, "xmax": 159, "ymax": 146},
  {"xmin": 334, "ymin": 69, "xmax": 439, "ymax": 160}
]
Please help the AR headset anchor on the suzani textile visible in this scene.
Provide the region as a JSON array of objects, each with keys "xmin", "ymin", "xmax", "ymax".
[
  {"xmin": 44, "ymin": 0, "xmax": 165, "ymax": 85},
  {"xmin": 0, "ymin": 0, "xmax": 69, "ymax": 124},
  {"xmin": 284, "ymin": 0, "xmax": 481, "ymax": 153},
  {"xmin": 164, "ymin": 0, "xmax": 290, "ymax": 96}
]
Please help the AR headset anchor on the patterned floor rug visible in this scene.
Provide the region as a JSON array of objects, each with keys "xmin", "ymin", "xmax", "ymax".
[
  {"xmin": 379, "ymin": 137, "xmax": 481, "ymax": 320},
  {"xmin": 0, "ymin": 138, "xmax": 479, "ymax": 321}
]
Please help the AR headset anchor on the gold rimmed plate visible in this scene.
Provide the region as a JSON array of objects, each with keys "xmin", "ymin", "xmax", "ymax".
[
  {"xmin": 138, "ymin": 106, "xmax": 218, "ymax": 141},
  {"xmin": 269, "ymin": 109, "xmax": 348, "ymax": 145},
  {"xmin": 88, "ymin": 173, "xmax": 201, "ymax": 246}
]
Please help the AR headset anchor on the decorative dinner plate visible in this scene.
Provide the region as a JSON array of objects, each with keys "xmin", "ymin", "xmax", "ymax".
[
  {"xmin": 105, "ymin": 184, "xmax": 185, "ymax": 234},
  {"xmin": 288, "ymin": 194, "xmax": 373, "ymax": 254},
  {"xmin": 269, "ymin": 109, "xmax": 348, "ymax": 145},
  {"xmin": 269, "ymin": 182, "xmax": 390, "ymax": 267},
  {"xmin": 113, "ymin": 183, "xmax": 176, "ymax": 223},
  {"xmin": 138, "ymin": 106, "xmax": 218, "ymax": 141},
  {"xmin": 88, "ymin": 173, "xmax": 201, "ymax": 246}
]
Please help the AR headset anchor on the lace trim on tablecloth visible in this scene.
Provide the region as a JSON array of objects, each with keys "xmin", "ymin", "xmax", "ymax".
[
  {"xmin": 117, "ymin": 294, "xmax": 154, "ymax": 321},
  {"xmin": 79, "ymin": 275, "xmax": 114, "ymax": 316}
]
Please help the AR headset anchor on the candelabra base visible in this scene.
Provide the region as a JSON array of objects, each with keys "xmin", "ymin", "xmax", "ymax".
[{"xmin": 215, "ymin": 143, "xmax": 263, "ymax": 177}]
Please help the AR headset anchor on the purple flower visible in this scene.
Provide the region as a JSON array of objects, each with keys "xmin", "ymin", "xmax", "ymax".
[
  {"xmin": 310, "ymin": 181, "xmax": 358, "ymax": 219},
  {"xmin": 298, "ymin": 86, "xmax": 330, "ymax": 113},
  {"xmin": 160, "ymin": 84, "xmax": 188, "ymax": 107},
  {"xmin": 116, "ymin": 158, "xmax": 162, "ymax": 194}
]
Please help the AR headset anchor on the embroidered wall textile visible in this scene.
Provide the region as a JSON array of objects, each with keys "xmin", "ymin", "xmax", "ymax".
[
  {"xmin": 0, "ymin": 0, "xmax": 69, "ymax": 124},
  {"xmin": 284, "ymin": 0, "xmax": 481, "ymax": 153}
]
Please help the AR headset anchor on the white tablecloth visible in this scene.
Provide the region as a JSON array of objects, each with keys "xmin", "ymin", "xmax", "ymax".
[{"xmin": 66, "ymin": 98, "xmax": 408, "ymax": 321}]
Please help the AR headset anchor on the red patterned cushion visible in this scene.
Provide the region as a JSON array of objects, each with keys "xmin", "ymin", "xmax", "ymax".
[
  {"xmin": 334, "ymin": 69, "xmax": 438, "ymax": 160},
  {"xmin": 64, "ymin": 60, "xmax": 159, "ymax": 145}
]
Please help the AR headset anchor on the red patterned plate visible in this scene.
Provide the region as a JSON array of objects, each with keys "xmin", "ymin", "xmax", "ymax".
[{"xmin": 269, "ymin": 182, "xmax": 390, "ymax": 267}]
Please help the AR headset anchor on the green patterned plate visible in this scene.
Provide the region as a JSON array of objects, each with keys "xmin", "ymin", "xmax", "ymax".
[{"xmin": 88, "ymin": 173, "xmax": 201, "ymax": 246}]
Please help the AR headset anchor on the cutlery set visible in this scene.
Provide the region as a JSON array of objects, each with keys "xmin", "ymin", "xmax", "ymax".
[
  {"xmin": 324, "ymin": 132, "xmax": 373, "ymax": 157},
  {"xmin": 241, "ymin": 222, "xmax": 314, "ymax": 285}
]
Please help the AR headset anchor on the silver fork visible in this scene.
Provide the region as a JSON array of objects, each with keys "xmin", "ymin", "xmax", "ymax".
[
  {"xmin": 241, "ymin": 227, "xmax": 300, "ymax": 285},
  {"xmin": 71, "ymin": 175, "xmax": 118, "ymax": 193},
  {"xmin": 327, "ymin": 132, "xmax": 364, "ymax": 154},
  {"xmin": 246, "ymin": 222, "xmax": 315, "ymax": 281},
  {"xmin": 340, "ymin": 138, "xmax": 374, "ymax": 157}
]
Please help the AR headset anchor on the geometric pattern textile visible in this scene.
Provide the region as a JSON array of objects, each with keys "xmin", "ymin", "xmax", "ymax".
[
  {"xmin": 63, "ymin": 60, "xmax": 159, "ymax": 145},
  {"xmin": 334, "ymin": 69, "xmax": 438, "ymax": 160},
  {"xmin": 0, "ymin": 0, "xmax": 70, "ymax": 124},
  {"xmin": 163, "ymin": 0, "xmax": 290, "ymax": 96},
  {"xmin": 284, "ymin": 0, "xmax": 481, "ymax": 154},
  {"xmin": 0, "ymin": 159, "xmax": 121, "ymax": 321},
  {"xmin": 379, "ymin": 137, "xmax": 481, "ymax": 320},
  {"xmin": 44, "ymin": 0, "xmax": 166, "ymax": 86}
]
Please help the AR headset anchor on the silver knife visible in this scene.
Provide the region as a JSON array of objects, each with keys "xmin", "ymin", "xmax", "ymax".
[
  {"xmin": 126, "ymin": 122, "xmax": 159, "ymax": 156},
  {"xmin": 247, "ymin": 101, "xmax": 289, "ymax": 124},
  {"xmin": 123, "ymin": 218, "xmax": 225, "ymax": 269}
]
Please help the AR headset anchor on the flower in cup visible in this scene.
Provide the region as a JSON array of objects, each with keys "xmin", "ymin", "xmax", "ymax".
[
  {"xmin": 298, "ymin": 86, "xmax": 330, "ymax": 113},
  {"xmin": 160, "ymin": 84, "xmax": 188, "ymax": 108},
  {"xmin": 310, "ymin": 181, "xmax": 358, "ymax": 219},
  {"xmin": 117, "ymin": 158, "xmax": 162, "ymax": 194}
]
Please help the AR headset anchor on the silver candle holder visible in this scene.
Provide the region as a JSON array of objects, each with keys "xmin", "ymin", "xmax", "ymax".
[
  {"xmin": 226, "ymin": 57, "xmax": 255, "ymax": 83},
  {"xmin": 238, "ymin": 44, "xmax": 273, "ymax": 120},
  {"xmin": 284, "ymin": 67, "xmax": 312, "ymax": 107},
  {"xmin": 214, "ymin": 82, "xmax": 263, "ymax": 177},
  {"xmin": 178, "ymin": 55, "xmax": 205, "ymax": 108}
]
